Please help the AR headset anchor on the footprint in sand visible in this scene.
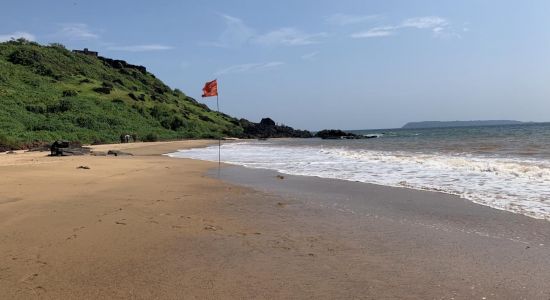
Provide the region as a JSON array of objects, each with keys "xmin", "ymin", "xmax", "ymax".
[
  {"xmin": 19, "ymin": 273, "xmax": 38, "ymax": 283},
  {"xmin": 204, "ymin": 224, "xmax": 221, "ymax": 231},
  {"xmin": 31, "ymin": 286, "xmax": 46, "ymax": 294},
  {"xmin": 66, "ymin": 226, "xmax": 86, "ymax": 240},
  {"xmin": 34, "ymin": 259, "xmax": 47, "ymax": 266}
]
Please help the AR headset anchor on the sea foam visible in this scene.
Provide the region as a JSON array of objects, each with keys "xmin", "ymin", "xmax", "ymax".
[{"xmin": 168, "ymin": 142, "xmax": 550, "ymax": 220}]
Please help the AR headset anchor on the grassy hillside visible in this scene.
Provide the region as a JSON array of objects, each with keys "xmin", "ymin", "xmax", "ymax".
[{"xmin": 0, "ymin": 39, "xmax": 243, "ymax": 149}]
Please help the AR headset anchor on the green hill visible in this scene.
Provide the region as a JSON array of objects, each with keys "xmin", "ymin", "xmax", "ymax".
[{"xmin": 0, "ymin": 39, "xmax": 244, "ymax": 150}]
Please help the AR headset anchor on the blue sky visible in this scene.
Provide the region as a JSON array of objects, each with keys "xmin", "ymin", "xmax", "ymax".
[{"xmin": 1, "ymin": 0, "xmax": 549, "ymax": 130}]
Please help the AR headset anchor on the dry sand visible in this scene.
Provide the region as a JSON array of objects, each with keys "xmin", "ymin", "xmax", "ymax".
[{"xmin": 1, "ymin": 140, "xmax": 550, "ymax": 299}]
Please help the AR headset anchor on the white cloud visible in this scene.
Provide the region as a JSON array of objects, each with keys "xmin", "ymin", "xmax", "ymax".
[
  {"xmin": 56, "ymin": 23, "xmax": 99, "ymax": 40},
  {"xmin": 215, "ymin": 61, "xmax": 284, "ymax": 75},
  {"xmin": 107, "ymin": 44, "xmax": 174, "ymax": 52},
  {"xmin": 351, "ymin": 26, "xmax": 395, "ymax": 38},
  {"xmin": 326, "ymin": 13, "xmax": 380, "ymax": 26},
  {"xmin": 0, "ymin": 31, "xmax": 35, "ymax": 42},
  {"xmin": 351, "ymin": 16, "xmax": 458, "ymax": 39},
  {"xmin": 262, "ymin": 62, "xmax": 285, "ymax": 68},
  {"xmin": 203, "ymin": 14, "xmax": 326, "ymax": 48},
  {"xmin": 301, "ymin": 51, "xmax": 319, "ymax": 61},
  {"xmin": 401, "ymin": 16, "xmax": 448, "ymax": 29},
  {"xmin": 254, "ymin": 28, "xmax": 327, "ymax": 46},
  {"xmin": 202, "ymin": 14, "xmax": 255, "ymax": 48}
]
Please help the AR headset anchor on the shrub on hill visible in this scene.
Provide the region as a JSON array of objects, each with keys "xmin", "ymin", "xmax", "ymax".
[{"xmin": 0, "ymin": 41, "xmax": 243, "ymax": 149}]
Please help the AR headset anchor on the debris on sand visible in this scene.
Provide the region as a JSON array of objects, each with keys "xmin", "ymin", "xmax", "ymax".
[
  {"xmin": 204, "ymin": 224, "xmax": 220, "ymax": 231},
  {"xmin": 276, "ymin": 175, "xmax": 285, "ymax": 180},
  {"xmin": 107, "ymin": 150, "xmax": 133, "ymax": 157},
  {"xmin": 77, "ymin": 166, "xmax": 90, "ymax": 170},
  {"xmin": 90, "ymin": 151, "xmax": 107, "ymax": 156}
]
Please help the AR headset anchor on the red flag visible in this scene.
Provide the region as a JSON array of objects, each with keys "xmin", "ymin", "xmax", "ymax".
[{"xmin": 202, "ymin": 79, "xmax": 218, "ymax": 97}]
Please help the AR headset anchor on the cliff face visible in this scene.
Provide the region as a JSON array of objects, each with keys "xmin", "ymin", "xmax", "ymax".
[
  {"xmin": 0, "ymin": 40, "xmax": 310, "ymax": 149},
  {"xmin": 402, "ymin": 120, "xmax": 525, "ymax": 129}
]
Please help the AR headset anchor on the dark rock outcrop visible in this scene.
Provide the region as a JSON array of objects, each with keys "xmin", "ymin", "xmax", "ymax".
[
  {"xmin": 49, "ymin": 140, "xmax": 90, "ymax": 156},
  {"xmin": 98, "ymin": 56, "xmax": 147, "ymax": 74},
  {"xmin": 315, "ymin": 129, "xmax": 359, "ymax": 139},
  {"xmin": 93, "ymin": 86, "xmax": 112, "ymax": 94},
  {"xmin": 239, "ymin": 118, "xmax": 313, "ymax": 139},
  {"xmin": 259, "ymin": 118, "xmax": 276, "ymax": 127}
]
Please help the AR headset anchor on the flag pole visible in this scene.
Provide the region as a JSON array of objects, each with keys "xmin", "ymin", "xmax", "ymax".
[
  {"xmin": 202, "ymin": 79, "xmax": 221, "ymax": 177},
  {"xmin": 217, "ymin": 94, "xmax": 221, "ymax": 177}
]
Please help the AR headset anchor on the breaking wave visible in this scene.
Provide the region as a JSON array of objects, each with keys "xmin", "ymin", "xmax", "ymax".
[{"xmin": 168, "ymin": 142, "xmax": 550, "ymax": 220}]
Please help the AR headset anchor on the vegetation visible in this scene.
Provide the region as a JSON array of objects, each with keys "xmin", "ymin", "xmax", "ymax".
[{"xmin": 0, "ymin": 39, "xmax": 243, "ymax": 149}]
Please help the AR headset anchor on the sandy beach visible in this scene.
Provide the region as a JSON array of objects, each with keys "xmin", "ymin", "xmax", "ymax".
[{"xmin": 1, "ymin": 141, "xmax": 550, "ymax": 299}]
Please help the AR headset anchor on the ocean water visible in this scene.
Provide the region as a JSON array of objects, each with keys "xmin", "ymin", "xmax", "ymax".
[{"xmin": 168, "ymin": 123, "xmax": 550, "ymax": 220}]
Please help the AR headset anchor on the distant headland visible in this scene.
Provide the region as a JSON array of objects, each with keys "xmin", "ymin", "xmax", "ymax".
[{"xmin": 402, "ymin": 120, "xmax": 526, "ymax": 129}]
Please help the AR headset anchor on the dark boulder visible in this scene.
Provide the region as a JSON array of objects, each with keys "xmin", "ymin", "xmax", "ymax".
[
  {"xmin": 93, "ymin": 86, "xmax": 112, "ymax": 94},
  {"xmin": 315, "ymin": 129, "xmax": 359, "ymax": 139},
  {"xmin": 239, "ymin": 118, "xmax": 313, "ymax": 139},
  {"xmin": 49, "ymin": 140, "xmax": 90, "ymax": 156},
  {"xmin": 128, "ymin": 93, "xmax": 138, "ymax": 100},
  {"xmin": 260, "ymin": 118, "xmax": 276, "ymax": 127},
  {"xmin": 113, "ymin": 79, "xmax": 124, "ymax": 86}
]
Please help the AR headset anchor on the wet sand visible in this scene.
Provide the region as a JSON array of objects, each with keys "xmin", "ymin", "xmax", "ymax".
[
  {"xmin": 1, "ymin": 141, "xmax": 550, "ymax": 299},
  {"xmin": 217, "ymin": 166, "xmax": 550, "ymax": 299}
]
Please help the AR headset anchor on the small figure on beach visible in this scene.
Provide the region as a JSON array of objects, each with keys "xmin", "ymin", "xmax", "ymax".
[{"xmin": 120, "ymin": 134, "xmax": 132, "ymax": 143}]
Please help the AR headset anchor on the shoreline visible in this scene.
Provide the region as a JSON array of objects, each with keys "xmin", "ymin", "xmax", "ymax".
[
  {"xmin": 216, "ymin": 159, "xmax": 550, "ymax": 222},
  {"xmin": 213, "ymin": 165, "xmax": 550, "ymax": 243},
  {"xmin": 1, "ymin": 141, "xmax": 550, "ymax": 298},
  {"xmin": 172, "ymin": 140, "xmax": 550, "ymax": 221}
]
